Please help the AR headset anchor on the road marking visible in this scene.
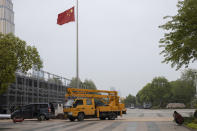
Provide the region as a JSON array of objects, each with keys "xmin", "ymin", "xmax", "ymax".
[
  {"xmin": 115, "ymin": 117, "xmax": 173, "ymax": 122},
  {"xmin": 22, "ymin": 122, "xmax": 67, "ymax": 131},
  {"xmin": 125, "ymin": 122, "xmax": 137, "ymax": 131},
  {"xmin": 45, "ymin": 122, "xmax": 77, "ymax": 131},
  {"xmin": 146, "ymin": 122, "xmax": 160, "ymax": 131},
  {"xmin": 79, "ymin": 121, "xmax": 116, "ymax": 131},
  {"xmin": 137, "ymin": 122, "xmax": 148, "ymax": 131},
  {"xmin": 69, "ymin": 121, "xmax": 98, "ymax": 131},
  {"xmin": 138, "ymin": 113, "xmax": 144, "ymax": 117},
  {"xmin": 101, "ymin": 121, "xmax": 122, "ymax": 131},
  {"xmin": 157, "ymin": 113, "xmax": 163, "ymax": 117}
]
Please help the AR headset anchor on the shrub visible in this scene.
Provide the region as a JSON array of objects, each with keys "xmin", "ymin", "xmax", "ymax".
[
  {"xmin": 193, "ymin": 119, "xmax": 197, "ymax": 124},
  {"xmin": 194, "ymin": 110, "xmax": 197, "ymax": 118}
]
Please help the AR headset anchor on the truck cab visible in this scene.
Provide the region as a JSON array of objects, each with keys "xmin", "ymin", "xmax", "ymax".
[{"xmin": 64, "ymin": 98, "xmax": 96, "ymax": 121}]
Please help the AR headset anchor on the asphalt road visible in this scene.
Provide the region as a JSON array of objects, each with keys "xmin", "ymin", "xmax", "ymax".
[{"xmin": 0, "ymin": 109, "xmax": 195, "ymax": 131}]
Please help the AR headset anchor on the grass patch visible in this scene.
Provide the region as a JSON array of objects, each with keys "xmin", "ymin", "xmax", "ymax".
[
  {"xmin": 183, "ymin": 117, "xmax": 197, "ymax": 130},
  {"xmin": 186, "ymin": 123, "xmax": 197, "ymax": 129}
]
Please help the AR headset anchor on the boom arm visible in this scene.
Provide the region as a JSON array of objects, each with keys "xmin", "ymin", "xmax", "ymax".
[{"xmin": 65, "ymin": 88, "xmax": 119, "ymax": 105}]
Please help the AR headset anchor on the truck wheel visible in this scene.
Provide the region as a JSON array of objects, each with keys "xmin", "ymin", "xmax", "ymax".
[
  {"xmin": 108, "ymin": 113, "xmax": 116, "ymax": 120},
  {"xmin": 77, "ymin": 113, "xmax": 84, "ymax": 121},
  {"xmin": 69, "ymin": 117, "xmax": 76, "ymax": 122},
  {"xmin": 46, "ymin": 117, "xmax": 50, "ymax": 120},
  {"xmin": 38, "ymin": 114, "xmax": 46, "ymax": 121}
]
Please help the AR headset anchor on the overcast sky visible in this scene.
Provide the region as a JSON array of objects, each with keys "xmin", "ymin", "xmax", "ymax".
[{"xmin": 13, "ymin": 0, "xmax": 196, "ymax": 97}]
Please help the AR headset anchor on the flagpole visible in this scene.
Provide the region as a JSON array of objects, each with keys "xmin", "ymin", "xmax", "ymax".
[{"xmin": 76, "ymin": 0, "xmax": 79, "ymax": 89}]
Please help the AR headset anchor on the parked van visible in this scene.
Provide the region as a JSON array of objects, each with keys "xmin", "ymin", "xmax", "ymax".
[{"xmin": 11, "ymin": 103, "xmax": 53, "ymax": 121}]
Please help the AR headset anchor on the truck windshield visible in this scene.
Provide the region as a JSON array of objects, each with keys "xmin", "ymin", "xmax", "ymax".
[{"xmin": 65, "ymin": 99, "xmax": 74, "ymax": 107}]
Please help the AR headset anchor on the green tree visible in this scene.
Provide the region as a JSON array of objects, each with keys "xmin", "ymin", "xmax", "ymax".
[
  {"xmin": 137, "ymin": 83, "xmax": 154, "ymax": 104},
  {"xmin": 69, "ymin": 77, "xmax": 82, "ymax": 88},
  {"xmin": 170, "ymin": 80, "xmax": 195, "ymax": 104},
  {"xmin": 83, "ymin": 79, "xmax": 97, "ymax": 90},
  {"xmin": 159, "ymin": 0, "xmax": 197, "ymax": 70},
  {"xmin": 69, "ymin": 77, "xmax": 97, "ymax": 90},
  {"xmin": 151, "ymin": 77, "xmax": 171, "ymax": 106},
  {"xmin": 0, "ymin": 33, "xmax": 42, "ymax": 94},
  {"xmin": 123, "ymin": 94, "xmax": 136, "ymax": 107},
  {"xmin": 136, "ymin": 77, "xmax": 171, "ymax": 107},
  {"xmin": 180, "ymin": 68, "xmax": 197, "ymax": 83}
]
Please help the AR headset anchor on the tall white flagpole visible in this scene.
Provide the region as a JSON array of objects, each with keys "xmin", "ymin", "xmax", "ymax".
[{"xmin": 76, "ymin": 0, "xmax": 79, "ymax": 89}]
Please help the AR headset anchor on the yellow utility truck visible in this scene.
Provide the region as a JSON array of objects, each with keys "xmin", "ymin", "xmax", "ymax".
[{"xmin": 63, "ymin": 88, "xmax": 126, "ymax": 121}]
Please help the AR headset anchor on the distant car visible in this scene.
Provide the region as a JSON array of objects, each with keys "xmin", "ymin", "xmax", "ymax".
[
  {"xmin": 143, "ymin": 103, "xmax": 152, "ymax": 109},
  {"xmin": 129, "ymin": 104, "xmax": 135, "ymax": 109},
  {"xmin": 129, "ymin": 106, "xmax": 135, "ymax": 109},
  {"xmin": 11, "ymin": 103, "xmax": 53, "ymax": 121}
]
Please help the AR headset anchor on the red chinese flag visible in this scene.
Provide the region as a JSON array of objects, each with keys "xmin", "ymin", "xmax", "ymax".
[{"xmin": 57, "ymin": 7, "xmax": 75, "ymax": 25}]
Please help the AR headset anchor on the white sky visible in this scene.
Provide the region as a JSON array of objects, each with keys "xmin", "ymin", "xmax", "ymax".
[{"xmin": 13, "ymin": 0, "xmax": 197, "ymax": 97}]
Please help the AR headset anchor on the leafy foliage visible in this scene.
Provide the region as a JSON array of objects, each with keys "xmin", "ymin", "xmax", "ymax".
[
  {"xmin": 123, "ymin": 94, "xmax": 136, "ymax": 107},
  {"xmin": 137, "ymin": 69, "xmax": 196, "ymax": 107},
  {"xmin": 69, "ymin": 77, "xmax": 97, "ymax": 90},
  {"xmin": 83, "ymin": 79, "xmax": 97, "ymax": 90},
  {"xmin": 170, "ymin": 80, "xmax": 195, "ymax": 103},
  {"xmin": 180, "ymin": 68, "xmax": 197, "ymax": 82},
  {"xmin": 137, "ymin": 77, "xmax": 171, "ymax": 107},
  {"xmin": 0, "ymin": 33, "xmax": 42, "ymax": 94},
  {"xmin": 137, "ymin": 83, "xmax": 154, "ymax": 103},
  {"xmin": 159, "ymin": 0, "xmax": 197, "ymax": 70},
  {"xmin": 69, "ymin": 77, "xmax": 82, "ymax": 88}
]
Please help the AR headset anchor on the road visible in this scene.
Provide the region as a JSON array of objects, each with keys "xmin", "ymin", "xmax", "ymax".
[{"xmin": 0, "ymin": 109, "xmax": 195, "ymax": 131}]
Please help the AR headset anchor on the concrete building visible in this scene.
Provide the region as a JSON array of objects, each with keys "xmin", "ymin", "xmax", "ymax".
[{"xmin": 0, "ymin": 0, "xmax": 14, "ymax": 34}]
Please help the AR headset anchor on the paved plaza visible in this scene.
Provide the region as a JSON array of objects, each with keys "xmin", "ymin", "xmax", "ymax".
[{"xmin": 0, "ymin": 109, "xmax": 195, "ymax": 131}]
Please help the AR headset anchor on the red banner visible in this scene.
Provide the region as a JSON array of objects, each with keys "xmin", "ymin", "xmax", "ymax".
[{"xmin": 57, "ymin": 7, "xmax": 75, "ymax": 25}]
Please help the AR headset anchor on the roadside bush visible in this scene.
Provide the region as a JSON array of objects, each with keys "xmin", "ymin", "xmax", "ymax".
[
  {"xmin": 191, "ymin": 99, "xmax": 197, "ymax": 108},
  {"xmin": 186, "ymin": 103, "xmax": 192, "ymax": 109},
  {"xmin": 183, "ymin": 117, "xmax": 194, "ymax": 124},
  {"xmin": 194, "ymin": 110, "xmax": 197, "ymax": 118},
  {"xmin": 193, "ymin": 119, "xmax": 197, "ymax": 124},
  {"xmin": 151, "ymin": 105, "xmax": 160, "ymax": 109}
]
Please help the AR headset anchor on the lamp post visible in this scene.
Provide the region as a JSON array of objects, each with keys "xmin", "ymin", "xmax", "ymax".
[{"xmin": 195, "ymin": 72, "xmax": 197, "ymax": 97}]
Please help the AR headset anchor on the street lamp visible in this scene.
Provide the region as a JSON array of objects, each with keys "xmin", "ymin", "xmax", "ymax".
[{"xmin": 194, "ymin": 72, "xmax": 197, "ymax": 97}]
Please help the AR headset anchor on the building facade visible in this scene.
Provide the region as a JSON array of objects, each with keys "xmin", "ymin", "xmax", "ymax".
[
  {"xmin": 0, "ymin": 0, "xmax": 14, "ymax": 34},
  {"xmin": 0, "ymin": 71, "xmax": 71, "ymax": 114}
]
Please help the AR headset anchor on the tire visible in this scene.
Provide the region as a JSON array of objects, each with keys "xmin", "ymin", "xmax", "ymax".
[
  {"xmin": 77, "ymin": 113, "xmax": 84, "ymax": 121},
  {"xmin": 38, "ymin": 114, "xmax": 46, "ymax": 121},
  {"xmin": 108, "ymin": 113, "xmax": 116, "ymax": 120},
  {"xmin": 46, "ymin": 118, "xmax": 50, "ymax": 120},
  {"xmin": 56, "ymin": 114, "xmax": 64, "ymax": 119},
  {"xmin": 68, "ymin": 117, "xmax": 76, "ymax": 122}
]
